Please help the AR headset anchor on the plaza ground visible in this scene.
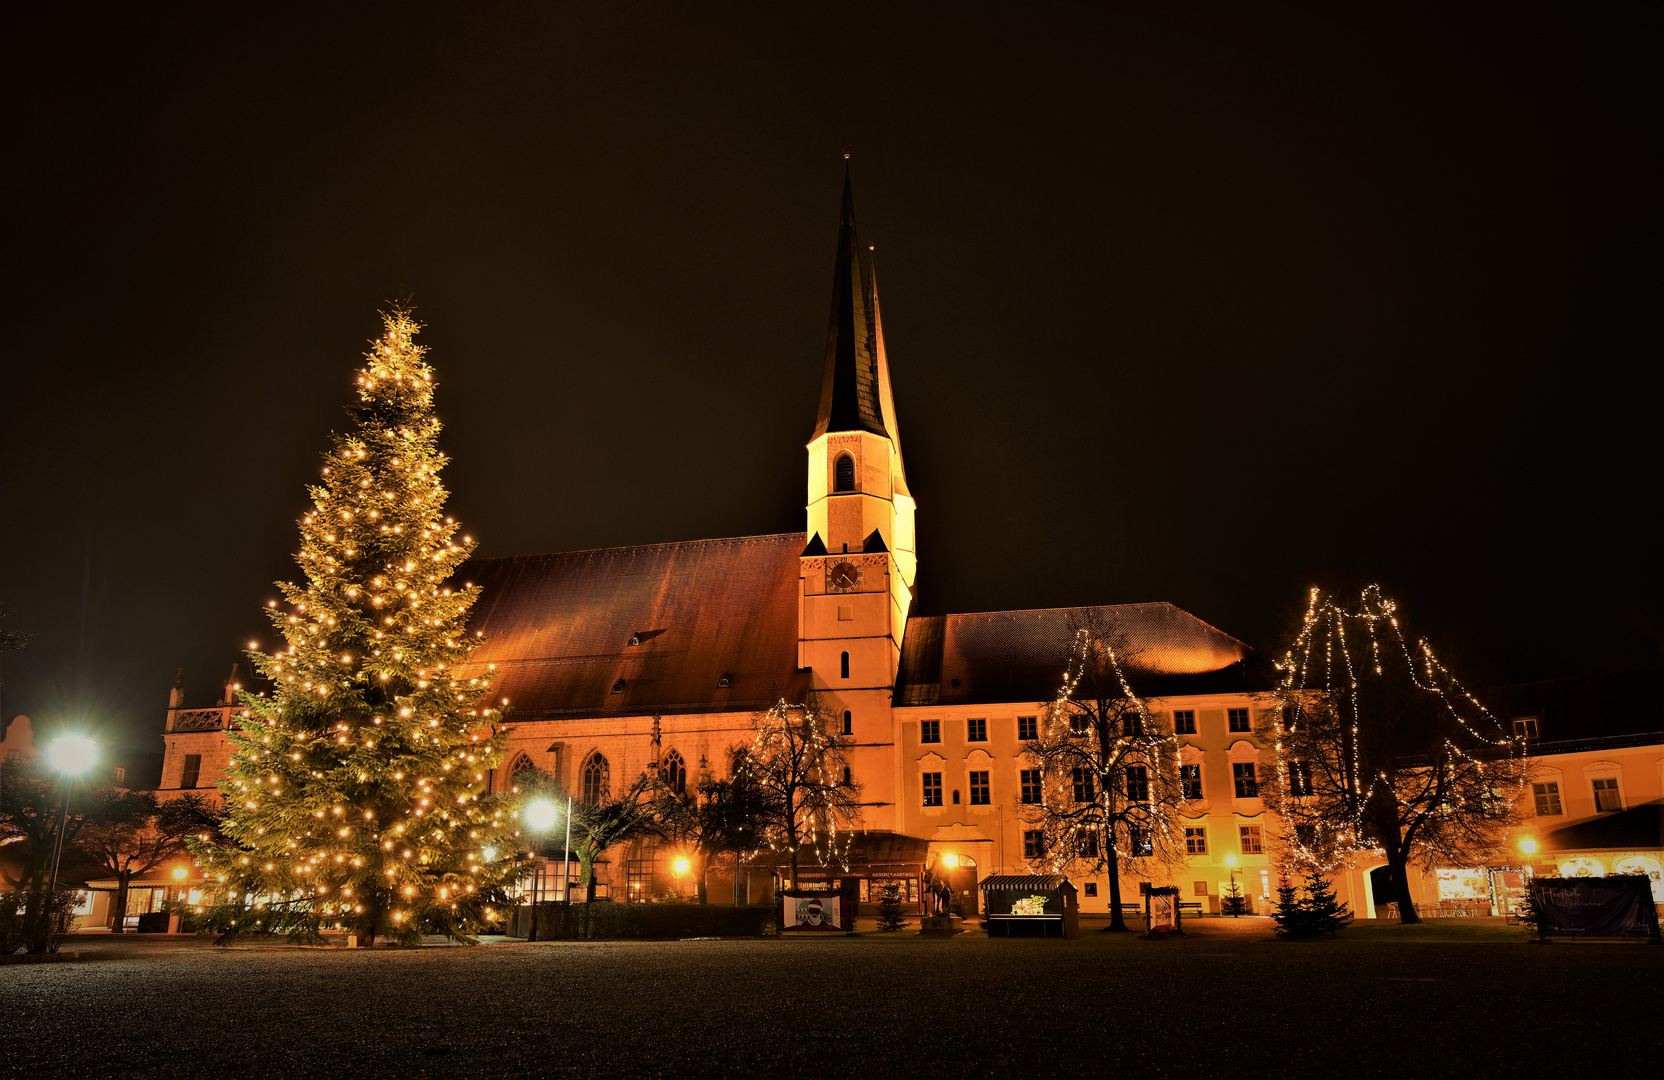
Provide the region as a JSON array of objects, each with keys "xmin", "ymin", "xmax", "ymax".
[{"xmin": 4, "ymin": 918, "xmax": 1659, "ymax": 1078}]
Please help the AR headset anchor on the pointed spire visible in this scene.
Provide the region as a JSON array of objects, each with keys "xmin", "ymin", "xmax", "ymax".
[
  {"xmin": 812, "ymin": 168, "xmax": 887, "ymax": 439},
  {"xmin": 867, "ymin": 252, "xmax": 910, "ymax": 496}
]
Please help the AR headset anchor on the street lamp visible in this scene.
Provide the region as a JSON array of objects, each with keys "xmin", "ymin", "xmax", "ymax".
[
  {"xmin": 523, "ymin": 796, "xmax": 574, "ymax": 903},
  {"xmin": 45, "ymin": 735, "xmax": 98, "ymax": 898}
]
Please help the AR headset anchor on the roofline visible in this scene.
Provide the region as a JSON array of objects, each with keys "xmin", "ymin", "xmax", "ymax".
[
  {"xmin": 911, "ymin": 602, "xmax": 1261, "ymax": 654},
  {"xmin": 466, "ymin": 531, "xmax": 807, "ymax": 566},
  {"xmin": 1527, "ymin": 731, "xmax": 1664, "ymax": 756}
]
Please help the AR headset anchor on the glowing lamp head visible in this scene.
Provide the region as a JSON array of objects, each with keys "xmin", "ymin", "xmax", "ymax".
[
  {"xmin": 672, "ymin": 856, "xmax": 691, "ymax": 876},
  {"xmin": 941, "ymin": 853, "xmax": 959, "ymax": 869},
  {"xmin": 524, "ymin": 799, "xmax": 559, "ymax": 833},
  {"xmin": 482, "ymin": 847, "xmax": 497, "ymax": 862},
  {"xmin": 1224, "ymin": 855, "xmax": 1238, "ymax": 868},
  {"xmin": 173, "ymin": 866, "xmax": 189, "ymax": 880},
  {"xmin": 47, "ymin": 735, "xmax": 98, "ymax": 776},
  {"xmin": 1519, "ymin": 838, "xmax": 1538, "ymax": 855}
]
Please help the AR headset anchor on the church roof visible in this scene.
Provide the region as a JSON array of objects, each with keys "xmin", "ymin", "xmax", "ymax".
[
  {"xmin": 812, "ymin": 170, "xmax": 888, "ymax": 439},
  {"xmin": 459, "ymin": 534, "xmax": 810, "ymax": 720},
  {"xmin": 895, "ymin": 603, "xmax": 1270, "ymax": 707}
]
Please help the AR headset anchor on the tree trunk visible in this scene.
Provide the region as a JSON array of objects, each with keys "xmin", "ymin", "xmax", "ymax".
[
  {"xmin": 1103, "ymin": 839, "xmax": 1128, "ymax": 931},
  {"xmin": 1386, "ymin": 849, "xmax": 1421, "ymax": 924},
  {"xmin": 695, "ymin": 853, "xmax": 708, "ymax": 905},
  {"xmin": 112, "ymin": 874, "xmax": 131, "ymax": 934},
  {"xmin": 578, "ymin": 846, "xmax": 597, "ymax": 902}
]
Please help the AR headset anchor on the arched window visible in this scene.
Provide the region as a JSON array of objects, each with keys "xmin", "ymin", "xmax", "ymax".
[
  {"xmin": 582, "ymin": 752, "xmax": 610, "ymax": 805},
  {"xmin": 842, "ymin": 765, "xmax": 852, "ymax": 787},
  {"xmin": 660, "ymin": 749, "xmax": 687, "ymax": 797},
  {"xmin": 833, "ymin": 453, "xmax": 856, "ymax": 492},
  {"xmin": 840, "ymin": 652, "xmax": 850, "ymax": 679},
  {"xmin": 505, "ymin": 752, "xmax": 535, "ymax": 788},
  {"xmin": 842, "ymin": 710, "xmax": 852, "ymax": 735}
]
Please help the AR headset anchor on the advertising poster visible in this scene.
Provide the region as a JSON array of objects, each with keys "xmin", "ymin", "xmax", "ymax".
[
  {"xmin": 783, "ymin": 894, "xmax": 845, "ymax": 931},
  {"xmin": 1149, "ymin": 893, "xmax": 1177, "ymax": 932}
]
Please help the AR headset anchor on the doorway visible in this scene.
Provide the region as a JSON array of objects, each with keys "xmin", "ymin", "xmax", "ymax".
[{"xmin": 943, "ymin": 856, "xmax": 980, "ymax": 917}]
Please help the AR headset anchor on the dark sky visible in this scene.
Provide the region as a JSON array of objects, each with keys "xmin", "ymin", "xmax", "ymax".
[{"xmin": 3, "ymin": 3, "xmax": 1659, "ymax": 753}]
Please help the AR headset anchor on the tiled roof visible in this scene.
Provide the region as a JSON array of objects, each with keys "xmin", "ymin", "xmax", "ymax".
[
  {"xmin": 896, "ymin": 603, "xmax": 1270, "ymax": 707},
  {"xmin": 458, "ymin": 534, "xmax": 809, "ymax": 720}
]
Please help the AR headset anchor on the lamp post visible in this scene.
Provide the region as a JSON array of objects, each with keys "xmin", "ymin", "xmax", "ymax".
[{"xmin": 45, "ymin": 735, "xmax": 98, "ymax": 898}]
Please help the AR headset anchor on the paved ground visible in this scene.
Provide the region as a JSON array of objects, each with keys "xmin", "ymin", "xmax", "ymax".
[{"xmin": 4, "ymin": 918, "xmax": 1659, "ymax": 1078}]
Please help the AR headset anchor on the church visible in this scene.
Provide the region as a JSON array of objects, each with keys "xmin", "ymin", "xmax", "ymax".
[{"xmin": 153, "ymin": 174, "xmax": 1344, "ymax": 920}]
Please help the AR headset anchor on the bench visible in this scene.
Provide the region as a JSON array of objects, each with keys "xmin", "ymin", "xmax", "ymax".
[{"xmin": 1177, "ymin": 901, "xmax": 1204, "ymax": 915}]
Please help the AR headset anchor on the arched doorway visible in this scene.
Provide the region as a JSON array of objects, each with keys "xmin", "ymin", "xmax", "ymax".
[
  {"xmin": 1370, "ymin": 865, "xmax": 1402, "ymax": 918},
  {"xmin": 941, "ymin": 855, "xmax": 980, "ymax": 917}
]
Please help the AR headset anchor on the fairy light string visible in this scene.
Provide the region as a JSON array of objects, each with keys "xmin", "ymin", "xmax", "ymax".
[{"xmin": 186, "ymin": 307, "xmax": 528, "ymax": 944}]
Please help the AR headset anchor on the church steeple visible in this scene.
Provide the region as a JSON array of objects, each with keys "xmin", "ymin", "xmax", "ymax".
[{"xmin": 812, "ymin": 169, "xmax": 887, "ymax": 439}]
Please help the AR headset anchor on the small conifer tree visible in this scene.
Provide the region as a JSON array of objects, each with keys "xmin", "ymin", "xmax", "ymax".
[
  {"xmin": 1221, "ymin": 879, "xmax": 1250, "ymax": 916},
  {"xmin": 189, "ymin": 308, "xmax": 525, "ymax": 946},
  {"xmin": 876, "ymin": 882, "xmax": 907, "ymax": 931},
  {"xmin": 1272, "ymin": 876, "xmax": 1308, "ymax": 937},
  {"xmin": 1299, "ymin": 870, "xmax": 1352, "ymax": 935}
]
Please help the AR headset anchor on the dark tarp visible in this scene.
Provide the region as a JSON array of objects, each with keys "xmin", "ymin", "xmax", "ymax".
[{"xmin": 1531, "ymin": 876, "xmax": 1661, "ymax": 938}]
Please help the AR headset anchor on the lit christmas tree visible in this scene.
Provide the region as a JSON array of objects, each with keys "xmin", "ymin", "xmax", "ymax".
[{"xmin": 189, "ymin": 307, "xmax": 524, "ymax": 945}]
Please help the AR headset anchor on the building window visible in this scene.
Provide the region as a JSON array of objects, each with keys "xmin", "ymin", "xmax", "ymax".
[
  {"xmin": 966, "ymin": 717, "xmax": 987, "ymax": 742},
  {"xmin": 1068, "ymin": 711, "xmax": 1090, "ymax": 736},
  {"xmin": 1020, "ymin": 769, "xmax": 1042, "ymax": 804},
  {"xmin": 582, "ymin": 752, "xmax": 610, "ymax": 805},
  {"xmin": 1233, "ymin": 762, "xmax": 1258, "ymax": 799},
  {"xmin": 1194, "ymin": 880, "xmax": 1209, "ymax": 896},
  {"xmin": 1122, "ymin": 712, "xmax": 1143, "ymax": 736},
  {"xmin": 1228, "ymin": 708, "xmax": 1251, "ymax": 733},
  {"xmin": 1017, "ymin": 716, "xmax": 1038, "ymax": 741},
  {"xmin": 1185, "ymin": 827, "xmax": 1207, "ymax": 855},
  {"xmin": 920, "ymin": 719, "xmax": 940, "ymax": 743},
  {"xmin": 969, "ymin": 771, "xmax": 990, "ymax": 805},
  {"xmin": 1078, "ymin": 832, "xmax": 1099, "ymax": 859},
  {"xmin": 1023, "ymin": 830, "xmax": 1044, "ymax": 859},
  {"xmin": 1514, "ymin": 718, "xmax": 1539, "ymax": 740},
  {"xmin": 611, "ymin": 678, "xmax": 626, "ymax": 694},
  {"xmin": 1084, "ymin": 882, "xmax": 1098, "ymax": 897},
  {"xmin": 113, "ymin": 767, "xmax": 126, "ymax": 785},
  {"xmin": 922, "ymin": 772, "xmax": 943, "ymax": 806},
  {"xmin": 1071, "ymin": 768, "xmax": 1096, "ymax": 803},
  {"xmin": 1124, "ymin": 765, "xmax": 1149, "ymax": 803},
  {"xmin": 833, "ymin": 452, "xmax": 856, "ymax": 492},
  {"xmin": 1239, "ymin": 824, "xmax": 1263, "ymax": 854},
  {"xmin": 840, "ymin": 651, "xmax": 849, "ymax": 679},
  {"xmin": 659, "ymin": 750, "xmax": 686, "ymax": 797},
  {"xmin": 1180, "ymin": 764, "xmax": 1203, "ymax": 801},
  {"xmin": 842, "ymin": 710, "xmax": 852, "ymax": 735},
  {"xmin": 1532, "ymin": 781, "xmax": 1562, "ymax": 816},
  {"xmin": 1129, "ymin": 824, "xmax": 1152, "ymax": 856},
  {"xmin": 841, "ymin": 765, "xmax": 852, "ymax": 787},
  {"xmin": 1173, "ymin": 710, "xmax": 1196, "ymax": 735},
  {"xmin": 180, "ymin": 754, "xmax": 202, "ymax": 790},
  {"xmin": 1592, "ymin": 777, "xmax": 1622, "ymax": 812},
  {"xmin": 1289, "ymin": 760, "xmax": 1313, "ymax": 797}
]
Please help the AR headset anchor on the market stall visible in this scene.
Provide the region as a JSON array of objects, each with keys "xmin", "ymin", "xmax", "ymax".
[{"xmin": 979, "ymin": 874, "xmax": 1078, "ymax": 938}]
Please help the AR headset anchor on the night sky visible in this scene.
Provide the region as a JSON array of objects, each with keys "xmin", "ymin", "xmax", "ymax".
[{"xmin": 3, "ymin": 4, "xmax": 1658, "ymax": 753}]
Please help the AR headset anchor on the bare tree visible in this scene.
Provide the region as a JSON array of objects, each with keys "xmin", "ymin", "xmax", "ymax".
[
  {"xmin": 1023, "ymin": 626, "xmax": 1189, "ymax": 932},
  {"xmin": 741, "ymin": 697, "xmax": 860, "ymax": 890},
  {"xmin": 1259, "ymin": 587, "xmax": 1532, "ymax": 924},
  {"xmin": 649, "ymin": 763, "xmax": 769, "ymax": 904},
  {"xmin": 79, "ymin": 793, "xmax": 216, "ymax": 931}
]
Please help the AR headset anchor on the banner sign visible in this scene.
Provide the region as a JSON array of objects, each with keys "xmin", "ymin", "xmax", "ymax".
[
  {"xmin": 1530, "ymin": 876, "xmax": 1661, "ymax": 939},
  {"xmin": 782, "ymin": 893, "xmax": 847, "ymax": 931}
]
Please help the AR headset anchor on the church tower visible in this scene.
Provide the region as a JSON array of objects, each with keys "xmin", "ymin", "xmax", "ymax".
[{"xmin": 799, "ymin": 171, "xmax": 917, "ymax": 831}]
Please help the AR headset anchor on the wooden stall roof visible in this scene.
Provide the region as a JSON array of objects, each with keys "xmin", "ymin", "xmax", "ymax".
[{"xmin": 979, "ymin": 874, "xmax": 1076, "ymax": 892}]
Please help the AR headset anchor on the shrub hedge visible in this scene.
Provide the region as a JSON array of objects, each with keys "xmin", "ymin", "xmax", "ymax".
[{"xmin": 526, "ymin": 902, "xmax": 775, "ymax": 940}]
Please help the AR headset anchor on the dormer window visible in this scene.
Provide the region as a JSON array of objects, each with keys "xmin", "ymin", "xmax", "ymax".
[
  {"xmin": 833, "ymin": 453, "xmax": 856, "ymax": 493},
  {"xmin": 1513, "ymin": 718, "xmax": 1539, "ymax": 740},
  {"xmin": 611, "ymin": 678, "xmax": 626, "ymax": 694},
  {"xmin": 717, "ymin": 673, "xmax": 732, "ymax": 688},
  {"xmin": 627, "ymin": 633, "xmax": 641, "ymax": 647}
]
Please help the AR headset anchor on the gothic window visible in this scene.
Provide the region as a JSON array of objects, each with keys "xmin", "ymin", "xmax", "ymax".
[
  {"xmin": 660, "ymin": 749, "xmax": 686, "ymax": 797},
  {"xmin": 834, "ymin": 453, "xmax": 856, "ymax": 492},
  {"xmin": 582, "ymin": 752, "xmax": 610, "ymax": 806},
  {"xmin": 840, "ymin": 651, "xmax": 850, "ymax": 679},
  {"xmin": 505, "ymin": 752, "xmax": 535, "ymax": 785},
  {"xmin": 842, "ymin": 710, "xmax": 852, "ymax": 735}
]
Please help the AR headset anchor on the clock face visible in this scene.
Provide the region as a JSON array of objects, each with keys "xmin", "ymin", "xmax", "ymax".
[{"xmin": 828, "ymin": 561, "xmax": 861, "ymax": 592}]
